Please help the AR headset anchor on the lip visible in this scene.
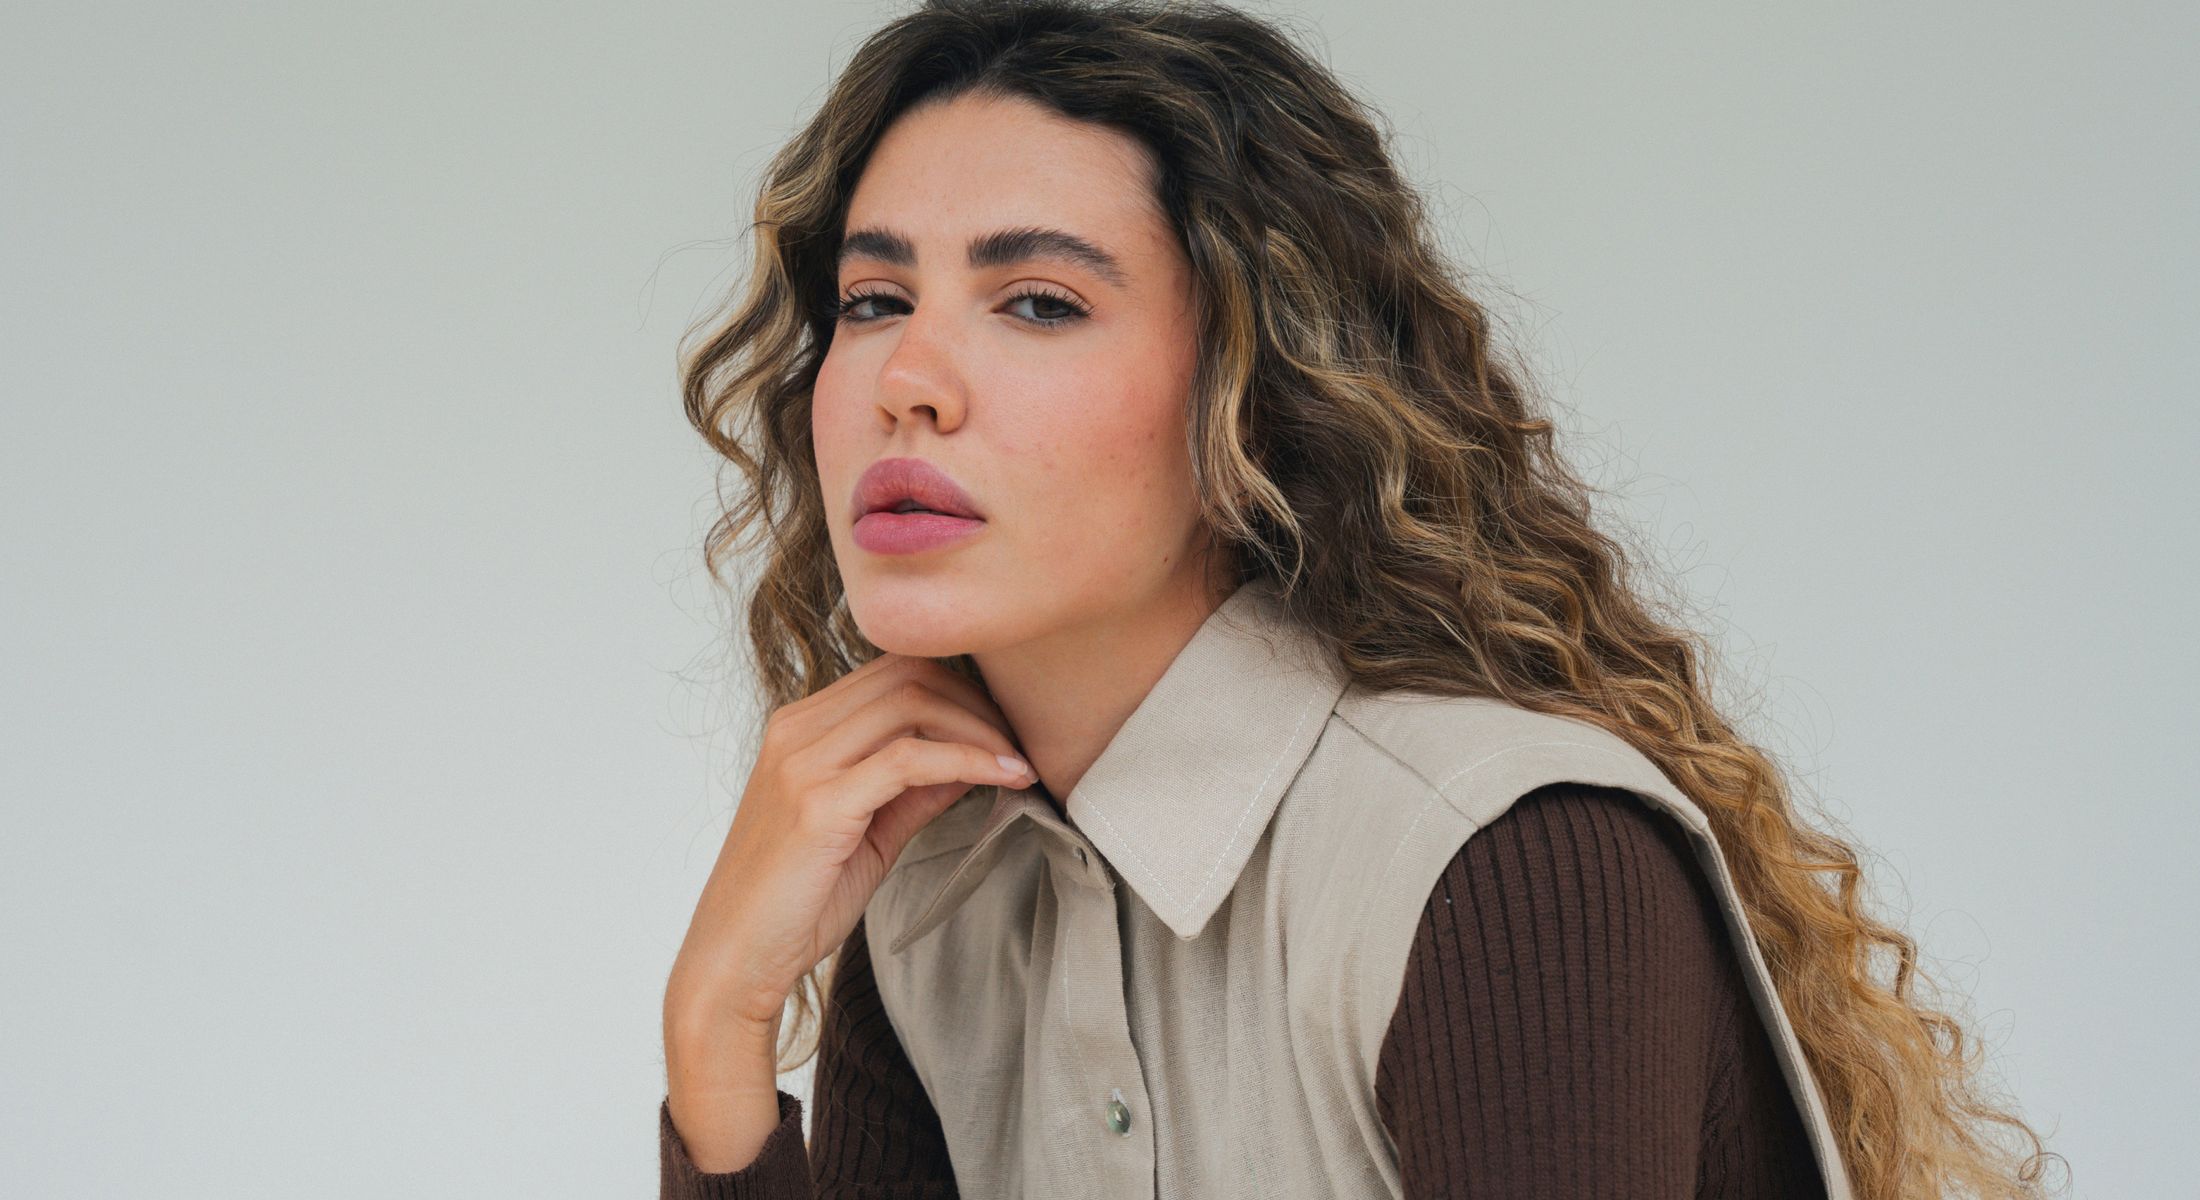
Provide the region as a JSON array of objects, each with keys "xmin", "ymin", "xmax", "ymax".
[
  {"xmin": 851, "ymin": 456, "xmax": 987, "ymax": 556},
  {"xmin": 853, "ymin": 509, "xmax": 987, "ymax": 555},
  {"xmin": 854, "ymin": 456, "xmax": 985, "ymax": 521}
]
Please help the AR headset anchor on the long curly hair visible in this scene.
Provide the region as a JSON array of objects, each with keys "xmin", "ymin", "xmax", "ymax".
[{"xmin": 678, "ymin": 2, "xmax": 2064, "ymax": 1195}]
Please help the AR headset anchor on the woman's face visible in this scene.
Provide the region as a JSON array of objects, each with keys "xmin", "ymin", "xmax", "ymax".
[{"xmin": 814, "ymin": 91, "xmax": 1216, "ymax": 657}]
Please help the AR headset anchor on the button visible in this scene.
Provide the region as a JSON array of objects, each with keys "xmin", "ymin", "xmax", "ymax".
[{"xmin": 1105, "ymin": 1087, "xmax": 1132, "ymax": 1135}]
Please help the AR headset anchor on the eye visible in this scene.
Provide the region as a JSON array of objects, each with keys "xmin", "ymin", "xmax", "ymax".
[
  {"xmin": 826, "ymin": 285, "xmax": 1093, "ymax": 329},
  {"xmin": 1002, "ymin": 286, "xmax": 1092, "ymax": 329},
  {"xmin": 828, "ymin": 287, "xmax": 905, "ymax": 325}
]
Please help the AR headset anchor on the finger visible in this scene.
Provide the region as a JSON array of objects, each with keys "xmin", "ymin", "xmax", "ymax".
[
  {"xmin": 791, "ymin": 654, "xmax": 1020, "ymax": 753},
  {"xmin": 905, "ymin": 658, "xmax": 1015, "ymax": 737},
  {"xmin": 865, "ymin": 657, "xmax": 1017, "ymax": 746},
  {"xmin": 834, "ymin": 735, "xmax": 1034, "ymax": 828},
  {"xmin": 800, "ymin": 677, "xmax": 1029, "ymax": 781}
]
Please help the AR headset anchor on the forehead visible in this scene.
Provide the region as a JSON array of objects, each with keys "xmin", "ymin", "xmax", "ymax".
[{"xmin": 843, "ymin": 92, "xmax": 1166, "ymax": 257}]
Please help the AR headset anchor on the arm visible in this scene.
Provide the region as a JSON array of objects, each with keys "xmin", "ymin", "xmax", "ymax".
[
  {"xmin": 661, "ymin": 916, "xmax": 960, "ymax": 1199},
  {"xmin": 1373, "ymin": 782, "xmax": 1824, "ymax": 1199}
]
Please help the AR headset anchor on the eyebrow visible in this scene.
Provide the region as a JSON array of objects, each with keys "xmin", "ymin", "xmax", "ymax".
[{"xmin": 836, "ymin": 224, "xmax": 1132, "ymax": 290}]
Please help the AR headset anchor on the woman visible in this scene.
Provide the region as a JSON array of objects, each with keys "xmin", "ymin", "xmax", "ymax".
[{"xmin": 659, "ymin": 2, "xmax": 2062, "ymax": 1196}]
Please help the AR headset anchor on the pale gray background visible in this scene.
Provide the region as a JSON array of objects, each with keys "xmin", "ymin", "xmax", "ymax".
[{"xmin": 3, "ymin": 1, "xmax": 2188, "ymax": 1195}]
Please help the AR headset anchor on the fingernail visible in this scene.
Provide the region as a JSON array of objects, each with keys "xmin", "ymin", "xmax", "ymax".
[{"xmin": 997, "ymin": 755, "xmax": 1030, "ymax": 777}]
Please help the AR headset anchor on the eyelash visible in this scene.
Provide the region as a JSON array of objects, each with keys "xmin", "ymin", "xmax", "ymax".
[{"xmin": 826, "ymin": 285, "xmax": 1093, "ymax": 330}]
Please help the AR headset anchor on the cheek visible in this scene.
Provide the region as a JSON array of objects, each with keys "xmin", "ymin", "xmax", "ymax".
[
  {"xmin": 810, "ymin": 352, "xmax": 866, "ymax": 473},
  {"xmin": 1004, "ymin": 361, "xmax": 1195, "ymax": 526},
  {"xmin": 812, "ymin": 349, "xmax": 853, "ymax": 432}
]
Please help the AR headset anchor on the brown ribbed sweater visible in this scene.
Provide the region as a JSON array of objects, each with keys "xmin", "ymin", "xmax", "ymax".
[{"xmin": 659, "ymin": 783, "xmax": 1826, "ymax": 1198}]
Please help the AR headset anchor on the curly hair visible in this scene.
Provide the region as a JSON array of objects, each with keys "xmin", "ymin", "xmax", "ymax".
[{"xmin": 677, "ymin": 2, "xmax": 2065, "ymax": 1195}]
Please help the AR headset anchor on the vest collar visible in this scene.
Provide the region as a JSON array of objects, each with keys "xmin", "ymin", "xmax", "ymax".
[{"xmin": 883, "ymin": 575, "xmax": 1352, "ymax": 955}]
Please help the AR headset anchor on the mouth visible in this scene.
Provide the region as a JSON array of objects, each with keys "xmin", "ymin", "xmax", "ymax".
[
  {"xmin": 851, "ymin": 501, "xmax": 987, "ymax": 555},
  {"xmin": 852, "ymin": 456, "xmax": 987, "ymax": 524},
  {"xmin": 871, "ymin": 495, "xmax": 950, "ymax": 515},
  {"xmin": 871, "ymin": 499, "xmax": 969, "ymax": 518}
]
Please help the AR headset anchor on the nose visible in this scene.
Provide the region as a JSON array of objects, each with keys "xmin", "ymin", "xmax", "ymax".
[{"xmin": 873, "ymin": 309, "xmax": 968, "ymax": 433}]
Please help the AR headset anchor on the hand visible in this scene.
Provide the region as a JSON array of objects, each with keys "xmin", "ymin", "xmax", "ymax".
[{"xmin": 663, "ymin": 652, "xmax": 1036, "ymax": 1040}]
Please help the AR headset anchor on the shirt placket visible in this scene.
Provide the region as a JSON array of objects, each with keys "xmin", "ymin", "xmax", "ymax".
[{"xmin": 1026, "ymin": 811, "xmax": 1158, "ymax": 1199}]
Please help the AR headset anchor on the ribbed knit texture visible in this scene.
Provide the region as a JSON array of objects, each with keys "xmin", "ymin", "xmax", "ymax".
[
  {"xmin": 1374, "ymin": 782, "xmax": 1825, "ymax": 1199},
  {"xmin": 659, "ymin": 783, "xmax": 1824, "ymax": 1198}
]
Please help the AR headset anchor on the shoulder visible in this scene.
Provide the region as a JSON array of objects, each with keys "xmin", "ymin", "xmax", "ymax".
[
  {"xmin": 1296, "ymin": 692, "xmax": 1720, "ymax": 956},
  {"xmin": 1448, "ymin": 778, "xmax": 1713, "ymax": 912},
  {"xmin": 1285, "ymin": 691, "xmax": 1730, "ymax": 1083},
  {"xmin": 1329, "ymin": 688, "xmax": 1702, "ymax": 833},
  {"xmin": 1381, "ymin": 778, "xmax": 1739, "ymax": 1058},
  {"xmin": 1371, "ymin": 781, "xmax": 1763, "ymax": 1193}
]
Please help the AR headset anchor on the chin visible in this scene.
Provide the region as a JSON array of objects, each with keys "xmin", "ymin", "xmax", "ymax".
[
  {"xmin": 848, "ymin": 577, "xmax": 998, "ymax": 658},
  {"xmin": 862, "ymin": 624, "xmax": 985, "ymax": 659}
]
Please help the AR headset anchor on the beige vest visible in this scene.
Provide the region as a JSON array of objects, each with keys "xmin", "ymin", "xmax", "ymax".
[{"xmin": 863, "ymin": 577, "xmax": 1855, "ymax": 1199}]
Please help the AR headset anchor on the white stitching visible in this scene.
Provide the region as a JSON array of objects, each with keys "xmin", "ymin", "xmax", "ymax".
[
  {"xmin": 1430, "ymin": 739, "xmax": 1630, "ymax": 790},
  {"xmin": 1181, "ymin": 690, "xmax": 1324, "ymax": 914},
  {"xmin": 1078, "ymin": 687, "xmax": 1323, "ymax": 921},
  {"xmin": 1369, "ymin": 740, "xmax": 1642, "ymax": 916}
]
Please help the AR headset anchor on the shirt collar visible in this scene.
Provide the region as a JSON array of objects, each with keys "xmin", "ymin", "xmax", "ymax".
[{"xmin": 884, "ymin": 576, "xmax": 1351, "ymax": 954}]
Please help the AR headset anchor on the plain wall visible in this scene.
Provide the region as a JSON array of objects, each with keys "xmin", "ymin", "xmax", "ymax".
[{"xmin": 4, "ymin": 2, "xmax": 2189, "ymax": 1195}]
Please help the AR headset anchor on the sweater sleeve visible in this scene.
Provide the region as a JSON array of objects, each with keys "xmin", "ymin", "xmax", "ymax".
[
  {"xmin": 660, "ymin": 915, "xmax": 961, "ymax": 1199},
  {"xmin": 1372, "ymin": 781, "xmax": 1825, "ymax": 1199}
]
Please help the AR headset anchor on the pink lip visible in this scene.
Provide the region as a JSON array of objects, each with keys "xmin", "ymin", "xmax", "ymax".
[
  {"xmin": 853, "ymin": 509, "xmax": 988, "ymax": 555},
  {"xmin": 851, "ymin": 456, "xmax": 988, "ymax": 556}
]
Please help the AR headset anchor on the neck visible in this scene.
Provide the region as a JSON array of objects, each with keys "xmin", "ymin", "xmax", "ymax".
[{"xmin": 972, "ymin": 564, "xmax": 1239, "ymax": 813}]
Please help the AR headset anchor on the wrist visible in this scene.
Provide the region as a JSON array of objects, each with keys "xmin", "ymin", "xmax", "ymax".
[{"xmin": 666, "ymin": 1000, "xmax": 780, "ymax": 1068}]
